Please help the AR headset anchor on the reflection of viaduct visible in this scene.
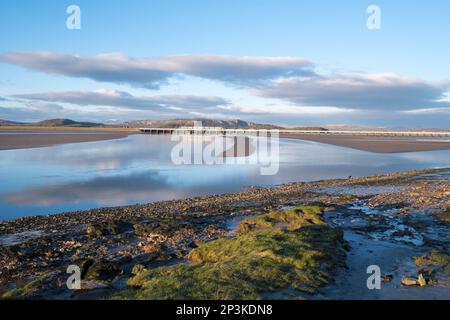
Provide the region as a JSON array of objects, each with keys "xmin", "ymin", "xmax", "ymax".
[{"xmin": 140, "ymin": 127, "xmax": 450, "ymax": 137}]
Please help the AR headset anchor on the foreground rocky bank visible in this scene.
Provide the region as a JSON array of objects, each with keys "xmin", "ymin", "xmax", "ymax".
[{"xmin": 0, "ymin": 168, "xmax": 449, "ymax": 299}]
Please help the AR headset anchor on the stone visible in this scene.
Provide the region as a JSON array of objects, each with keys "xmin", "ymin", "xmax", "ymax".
[
  {"xmin": 85, "ymin": 220, "xmax": 133, "ymax": 237},
  {"xmin": 133, "ymin": 223, "xmax": 156, "ymax": 237},
  {"xmin": 418, "ymin": 274, "xmax": 427, "ymax": 287},
  {"xmin": 79, "ymin": 258, "xmax": 94, "ymax": 278},
  {"xmin": 141, "ymin": 243, "xmax": 165, "ymax": 255},
  {"xmin": 381, "ymin": 274, "xmax": 393, "ymax": 282},
  {"xmin": 112, "ymin": 254, "xmax": 132, "ymax": 264},
  {"xmin": 84, "ymin": 260, "xmax": 122, "ymax": 282},
  {"xmin": 80, "ymin": 281, "xmax": 110, "ymax": 290},
  {"xmin": 401, "ymin": 276, "xmax": 419, "ymax": 286}
]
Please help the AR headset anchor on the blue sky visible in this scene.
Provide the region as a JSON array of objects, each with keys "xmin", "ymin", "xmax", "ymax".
[{"xmin": 0, "ymin": 0, "xmax": 449, "ymax": 128}]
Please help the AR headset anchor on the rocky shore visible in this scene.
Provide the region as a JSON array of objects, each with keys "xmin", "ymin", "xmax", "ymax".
[{"xmin": 0, "ymin": 168, "xmax": 449, "ymax": 299}]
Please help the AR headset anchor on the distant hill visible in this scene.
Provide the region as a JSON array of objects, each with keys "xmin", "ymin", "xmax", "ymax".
[
  {"xmin": 35, "ymin": 119, "xmax": 103, "ymax": 127},
  {"xmin": 324, "ymin": 125, "xmax": 387, "ymax": 131},
  {"xmin": 4, "ymin": 118, "xmax": 446, "ymax": 132},
  {"xmin": 2, "ymin": 117, "xmax": 263, "ymax": 129},
  {"xmin": 2, "ymin": 117, "xmax": 258, "ymax": 129},
  {"xmin": 290, "ymin": 126, "xmax": 328, "ymax": 131},
  {"xmin": 0, "ymin": 118, "xmax": 104, "ymax": 127},
  {"xmin": 123, "ymin": 118, "xmax": 256, "ymax": 129},
  {"xmin": 390, "ymin": 127, "xmax": 450, "ymax": 132},
  {"xmin": 0, "ymin": 119, "xmax": 24, "ymax": 126}
]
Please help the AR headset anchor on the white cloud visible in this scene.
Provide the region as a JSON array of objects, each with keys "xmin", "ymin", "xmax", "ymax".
[
  {"xmin": 14, "ymin": 89, "xmax": 230, "ymax": 111},
  {"xmin": 222, "ymin": 104, "xmax": 355, "ymax": 116},
  {"xmin": 0, "ymin": 52, "xmax": 314, "ymax": 89},
  {"xmin": 2, "ymin": 51, "xmax": 450, "ymax": 125},
  {"xmin": 254, "ymin": 73, "xmax": 450, "ymax": 110},
  {"xmin": 403, "ymin": 107, "xmax": 450, "ymax": 114}
]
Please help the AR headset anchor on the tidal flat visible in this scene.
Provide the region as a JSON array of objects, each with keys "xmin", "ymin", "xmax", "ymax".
[
  {"xmin": 281, "ymin": 133, "xmax": 450, "ymax": 153},
  {"xmin": 0, "ymin": 168, "xmax": 449, "ymax": 300},
  {"xmin": 0, "ymin": 130, "xmax": 134, "ymax": 151}
]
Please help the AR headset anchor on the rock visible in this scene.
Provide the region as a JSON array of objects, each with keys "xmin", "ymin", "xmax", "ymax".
[
  {"xmin": 401, "ymin": 276, "xmax": 419, "ymax": 286},
  {"xmin": 392, "ymin": 230, "xmax": 414, "ymax": 238},
  {"xmin": 85, "ymin": 225, "xmax": 104, "ymax": 237},
  {"xmin": 84, "ymin": 260, "xmax": 122, "ymax": 282},
  {"xmin": 141, "ymin": 244, "xmax": 157, "ymax": 254},
  {"xmin": 133, "ymin": 223, "xmax": 156, "ymax": 237},
  {"xmin": 111, "ymin": 254, "xmax": 132, "ymax": 264},
  {"xmin": 418, "ymin": 274, "xmax": 427, "ymax": 287},
  {"xmin": 381, "ymin": 274, "xmax": 393, "ymax": 282},
  {"xmin": 140, "ymin": 243, "xmax": 166, "ymax": 255},
  {"xmin": 79, "ymin": 258, "xmax": 94, "ymax": 278},
  {"xmin": 80, "ymin": 281, "xmax": 110, "ymax": 290},
  {"xmin": 187, "ymin": 240, "xmax": 198, "ymax": 248},
  {"xmin": 86, "ymin": 220, "xmax": 133, "ymax": 237}
]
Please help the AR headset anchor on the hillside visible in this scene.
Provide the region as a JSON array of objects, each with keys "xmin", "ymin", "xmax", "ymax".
[
  {"xmin": 123, "ymin": 119, "xmax": 254, "ymax": 129},
  {"xmin": 290, "ymin": 126, "xmax": 328, "ymax": 131},
  {"xmin": 35, "ymin": 119, "xmax": 103, "ymax": 127},
  {"xmin": 0, "ymin": 118, "xmax": 103, "ymax": 128},
  {"xmin": 1, "ymin": 118, "xmax": 276, "ymax": 129},
  {"xmin": 0, "ymin": 119, "xmax": 24, "ymax": 126}
]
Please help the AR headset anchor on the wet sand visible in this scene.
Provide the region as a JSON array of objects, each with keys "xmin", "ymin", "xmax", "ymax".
[
  {"xmin": 2, "ymin": 128, "xmax": 450, "ymax": 153},
  {"xmin": 281, "ymin": 134, "xmax": 450, "ymax": 153},
  {"xmin": 220, "ymin": 136, "xmax": 254, "ymax": 158},
  {"xmin": 0, "ymin": 131, "xmax": 132, "ymax": 151},
  {"xmin": 315, "ymin": 232, "xmax": 450, "ymax": 300}
]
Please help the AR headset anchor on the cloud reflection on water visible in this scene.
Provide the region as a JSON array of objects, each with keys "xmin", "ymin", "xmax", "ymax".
[{"xmin": 1, "ymin": 135, "xmax": 450, "ymax": 219}]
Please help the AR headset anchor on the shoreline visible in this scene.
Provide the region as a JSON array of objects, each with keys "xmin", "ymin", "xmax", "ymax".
[
  {"xmin": 281, "ymin": 133, "xmax": 450, "ymax": 153},
  {"xmin": 1, "ymin": 167, "xmax": 449, "ymax": 229},
  {"xmin": 0, "ymin": 128, "xmax": 137, "ymax": 151},
  {"xmin": 1, "ymin": 128, "xmax": 450, "ymax": 153},
  {"xmin": 0, "ymin": 167, "xmax": 449, "ymax": 299}
]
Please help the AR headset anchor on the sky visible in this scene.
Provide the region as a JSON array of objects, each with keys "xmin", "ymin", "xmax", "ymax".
[{"xmin": 0, "ymin": 0, "xmax": 449, "ymax": 128}]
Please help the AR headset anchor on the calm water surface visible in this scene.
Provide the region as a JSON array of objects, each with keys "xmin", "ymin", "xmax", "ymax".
[{"xmin": 1, "ymin": 134, "xmax": 449, "ymax": 220}]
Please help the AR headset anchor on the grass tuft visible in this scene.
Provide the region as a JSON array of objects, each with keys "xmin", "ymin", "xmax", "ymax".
[{"xmin": 111, "ymin": 205, "xmax": 345, "ymax": 300}]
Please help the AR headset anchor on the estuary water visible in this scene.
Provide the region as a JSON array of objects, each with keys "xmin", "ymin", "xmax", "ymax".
[{"xmin": 1, "ymin": 134, "xmax": 450, "ymax": 220}]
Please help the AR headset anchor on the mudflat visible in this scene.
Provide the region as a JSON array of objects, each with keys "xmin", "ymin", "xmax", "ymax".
[
  {"xmin": 2, "ymin": 129, "xmax": 450, "ymax": 153},
  {"xmin": 281, "ymin": 133, "xmax": 450, "ymax": 153},
  {"xmin": 0, "ymin": 131, "xmax": 133, "ymax": 151}
]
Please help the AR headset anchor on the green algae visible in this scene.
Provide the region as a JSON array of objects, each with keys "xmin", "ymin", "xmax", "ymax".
[
  {"xmin": 111, "ymin": 205, "xmax": 345, "ymax": 300},
  {"xmin": 415, "ymin": 250, "xmax": 450, "ymax": 278}
]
